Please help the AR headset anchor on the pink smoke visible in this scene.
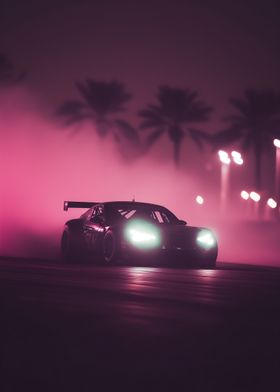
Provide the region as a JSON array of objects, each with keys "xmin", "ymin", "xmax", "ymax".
[{"xmin": 1, "ymin": 88, "xmax": 279, "ymax": 266}]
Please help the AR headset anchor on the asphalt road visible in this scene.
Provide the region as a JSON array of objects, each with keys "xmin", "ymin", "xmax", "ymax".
[{"xmin": 0, "ymin": 258, "xmax": 280, "ymax": 391}]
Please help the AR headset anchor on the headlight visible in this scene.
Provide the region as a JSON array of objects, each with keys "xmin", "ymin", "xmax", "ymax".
[
  {"xmin": 196, "ymin": 230, "xmax": 216, "ymax": 250},
  {"xmin": 124, "ymin": 220, "xmax": 161, "ymax": 249}
]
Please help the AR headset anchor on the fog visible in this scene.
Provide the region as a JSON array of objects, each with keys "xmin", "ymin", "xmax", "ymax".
[{"xmin": 1, "ymin": 88, "xmax": 279, "ymax": 266}]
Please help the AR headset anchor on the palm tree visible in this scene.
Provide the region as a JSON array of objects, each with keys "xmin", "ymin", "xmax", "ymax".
[
  {"xmin": 212, "ymin": 89, "xmax": 280, "ymax": 190},
  {"xmin": 138, "ymin": 86, "xmax": 213, "ymax": 165},
  {"xmin": 57, "ymin": 79, "xmax": 138, "ymax": 143},
  {"xmin": 0, "ymin": 54, "xmax": 25, "ymax": 85}
]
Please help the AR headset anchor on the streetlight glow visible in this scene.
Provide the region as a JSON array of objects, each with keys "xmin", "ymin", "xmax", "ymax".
[
  {"xmin": 240, "ymin": 190, "xmax": 249, "ymax": 200},
  {"xmin": 273, "ymin": 138, "xmax": 280, "ymax": 148},
  {"xmin": 231, "ymin": 151, "xmax": 241, "ymax": 159},
  {"xmin": 196, "ymin": 195, "xmax": 204, "ymax": 205},
  {"xmin": 250, "ymin": 191, "xmax": 261, "ymax": 202},
  {"xmin": 267, "ymin": 198, "xmax": 277, "ymax": 209},
  {"xmin": 233, "ymin": 156, "xmax": 244, "ymax": 165},
  {"xmin": 231, "ymin": 151, "xmax": 243, "ymax": 165},
  {"xmin": 274, "ymin": 139, "xmax": 280, "ymax": 202},
  {"xmin": 218, "ymin": 150, "xmax": 231, "ymax": 164}
]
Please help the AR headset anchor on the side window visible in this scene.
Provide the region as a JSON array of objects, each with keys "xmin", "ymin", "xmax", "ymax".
[
  {"xmin": 82, "ymin": 208, "xmax": 94, "ymax": 221},
  {"xmin": 154, "ymin": 211, "xmax": 164, "ymax": 223},
  {"xmin": 91, "ymin": 206, "xmax": 104, "ymax": 223},
  {"xmin": 90, "ymin": 207, "xmax": 98, "ymax": 221}
]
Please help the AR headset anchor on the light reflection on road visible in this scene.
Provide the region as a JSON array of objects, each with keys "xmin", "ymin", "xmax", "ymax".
[
  {"xmin": 196, "ymin": 268, "xmax": 217, "ymax": 279},
  {"xmin": 127, "ymin": 266, "xmax": 158, "ymax": 280}
]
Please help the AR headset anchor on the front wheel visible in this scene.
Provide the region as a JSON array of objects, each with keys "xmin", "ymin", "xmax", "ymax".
[{"xmin": 101, "ymin": 231, "xmax": 119, "ymax": 265}]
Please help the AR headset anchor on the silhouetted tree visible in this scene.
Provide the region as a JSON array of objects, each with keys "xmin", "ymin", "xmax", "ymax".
[
  {"xmin": 0, "ymin": 54, "xmax": 25, "ymax": 85},
  {"xmin": 138, "ymin": 86, "xmax": 213, "ymax": 165},
  {"xmin": 212, "ymin": 89, "xmax": 280, "ymax": 190},
  {"xmin": 57, "ymin": 79, "xmax": 138, "ymax": 143}
]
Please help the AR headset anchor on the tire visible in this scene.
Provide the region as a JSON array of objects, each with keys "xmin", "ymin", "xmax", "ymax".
[{"xmin": 101, "ymin": 230, "xmax": 119, "ymax": 265}]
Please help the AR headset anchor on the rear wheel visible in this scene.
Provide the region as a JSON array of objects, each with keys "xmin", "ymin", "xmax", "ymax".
[{"xmin": 102, "ymin": 231, "xmax": 119, "ymax": 265}]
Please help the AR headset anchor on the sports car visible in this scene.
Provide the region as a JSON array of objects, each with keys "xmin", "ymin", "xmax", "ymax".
[{"xmin": 61, "ymin": 200, "xmax": 218, "ymax": 268}]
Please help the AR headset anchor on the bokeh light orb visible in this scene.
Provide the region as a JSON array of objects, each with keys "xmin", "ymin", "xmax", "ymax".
[{"xmin": 196, "ymin": 195, "xmax": 204, "ymax": 205}]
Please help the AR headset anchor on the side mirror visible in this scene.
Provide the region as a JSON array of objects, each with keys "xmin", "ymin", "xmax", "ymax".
[{"xmin": 178, "ymin": 220, "xmax": 187, "ymax": 225}]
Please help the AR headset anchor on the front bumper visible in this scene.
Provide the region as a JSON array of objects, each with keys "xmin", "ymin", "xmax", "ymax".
[{"xmin": 120, "ymin": 243, "xmax": 218, "ymax": 266}]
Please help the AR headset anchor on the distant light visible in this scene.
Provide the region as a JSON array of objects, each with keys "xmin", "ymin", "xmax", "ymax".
[
  {"xmin": 250, "ymin": 191, "xmax": 261, "ymax": 202},
  {"xmin": 240, "ymin": 190, "xmax": 249, "ymax": 200},
  {"xmin": 196, "ymin": 195, "xmax": 204, "ymax": 205},
  {"xmin": 273, "ymin": 139, "xmax": 280, "ymax": 148},
  {"xmin": 233, "ymin": 156, "xmax": 244, "ymax": 165},
  {"xmin": 231, "ymin": 151, "xmax": 241, "ymax": 159},
  {"xmin": 218, "ymin": 150, "xmax": 231, "ymax": 164},
  {"xmin": 267, "ymin": 198, "xmax": 277, "ymax": 209},
  {"xmin": 231, "ymin": 151, "xmax": 244, "ymax": 165}
]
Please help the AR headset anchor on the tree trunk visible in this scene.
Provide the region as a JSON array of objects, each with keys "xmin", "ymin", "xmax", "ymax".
[
  {"xmin": 173, "ymin": 140, "xmax": 181, "ymax": 165},
  {"xmin": 169, "ymin": 125, "xmax": 183, "ymax": 166}
]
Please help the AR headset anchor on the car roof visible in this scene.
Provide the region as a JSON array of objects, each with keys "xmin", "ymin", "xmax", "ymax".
[{"xmin": 102, "ymin": 201, "xmax": 169, "ymax": 210}]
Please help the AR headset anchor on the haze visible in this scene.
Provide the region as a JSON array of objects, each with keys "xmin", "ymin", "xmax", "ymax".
[
  {"xmin": 1, "ymin": 0, "xmax": 280, "ymax": 265},
  {"xmin": 1, "ymin": 88, "xmax": 279, "ymax": 265}
]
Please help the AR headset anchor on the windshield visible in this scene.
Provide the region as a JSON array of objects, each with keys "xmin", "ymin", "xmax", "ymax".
[{"xmin": 105, "ymin": 204, "xmax": 179, "ymax": 225}]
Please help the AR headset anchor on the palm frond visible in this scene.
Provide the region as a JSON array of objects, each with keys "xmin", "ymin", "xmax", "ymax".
[
  {"xmin": 75, "ymin": 79, "xmax": 132, "ymax": 116},
  {"xmin": 114, "ymin": 119, "xmax": 139, "ymax": 141},
  {"xmin": 211, "ymin": 127, "xmax": 243, "ymax": 150},
  {"xmin": 139, "ymin": 119, "xmax": 165, "ymax": 130},
  {"xmin": 155, "ymin": 85, "xmax": 212, "ymax": 123},
  {"xmin": 188, "ymin": 128, "xmax": 212, "ymax": 149},
  {"xmin": 138, "ymin": 106, "xmax": 162, "ymax": 119},
  {"xmin": 56, "ymin": 100, "xmax": 87, "ymax": 117},
  {"xmin": 229, "ymin": 98, "xmax": 249, "ymax": 117},
  {"xmin": 145, "ymin": 128, "xmax": 164, "ymax": 146}
]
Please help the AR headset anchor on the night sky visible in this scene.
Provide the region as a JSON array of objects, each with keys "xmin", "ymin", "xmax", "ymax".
[
  {"xmin": 1, "ymin": 0, "xmax": 280, "ymax": 111},
  {"xmin": 1, "ymin": 0, "xmax": 280, "ymax": 263}
]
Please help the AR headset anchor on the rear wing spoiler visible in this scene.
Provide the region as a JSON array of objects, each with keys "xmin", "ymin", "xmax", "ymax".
[{"xmin": 63, "ymin": 201, "xmax": 99, "ymax": 211}]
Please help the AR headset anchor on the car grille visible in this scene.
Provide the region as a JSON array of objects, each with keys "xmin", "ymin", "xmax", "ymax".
[{"xmin": 162, "ymin": 231, "xmax": 195, "ymax": 250}]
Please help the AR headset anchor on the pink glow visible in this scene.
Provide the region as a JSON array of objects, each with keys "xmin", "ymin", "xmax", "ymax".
[
  {"xmin": 0, "ymin": 89, "xmax": 205, "ymax": 259},
  {"xmin": 196, "ymin": 195, "xmax": 204, "ymax": 205},
  {"xmin": 273, "ymin": 139, "xmax": 280, "ymax": 148},
  {"xmin": 218, "ymin": 150, "xmax": 230, "ymax": 164},
  {"xmin": 240, "ymin": 190, "xmax": 249, "ymax": 200},
  {"xmin": 231, "ymin": 151, "xmax": 242, "ymax": 159},
  {"xmin": 1, "ymin": 89, "xmax": 280, "ymax": 266},
  {"xmin": 250, "ymin": 191, "xmax": 261, "ymax": 202},
  {"xmin": 232, "ymin": 156, "xmax": 243, "ymax": 165},
  {"xmin": 231, "ymin": 151, "xmax": 243, "ymax": 164},
  {"xmin": 267, "ymin": 198, "xmax": 277, "ymax": 209}
]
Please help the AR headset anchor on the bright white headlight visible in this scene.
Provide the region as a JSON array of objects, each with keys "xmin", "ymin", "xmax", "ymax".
[
  {"xmin": 196, "ymin": 230, "xmax": 216, "ymax": 250},
  {"xmin": 124, "ymin": 220, "xmax": 161, "ymax": 249}
]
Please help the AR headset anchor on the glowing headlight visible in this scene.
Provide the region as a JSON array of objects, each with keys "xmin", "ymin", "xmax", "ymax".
[
  {"xmin": 124, "ymin": 220, "xmax": 161, "ymax": 249},
  {"xmin": 196, "ymin": 230, "xmax": 216, "ymax": 250}
]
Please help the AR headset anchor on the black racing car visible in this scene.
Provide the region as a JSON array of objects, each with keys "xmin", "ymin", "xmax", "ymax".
[{"xmin": 61, "ymin": 200, "xmax": 218, "ymax": 268}]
